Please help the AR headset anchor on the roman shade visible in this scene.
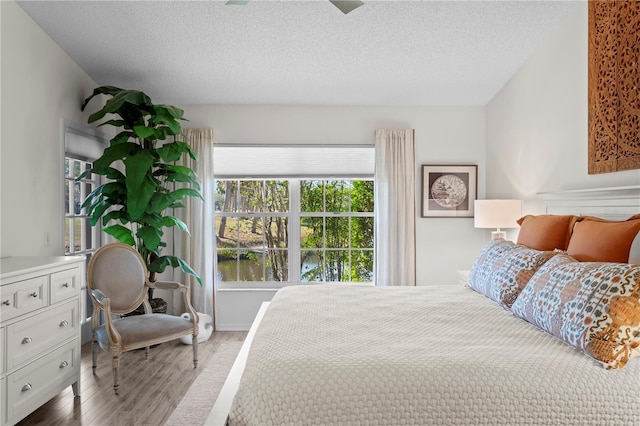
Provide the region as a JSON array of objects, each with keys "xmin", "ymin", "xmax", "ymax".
[{"xmin": 213, "ymin": 145, "xmax": 374, "ymax": 178}]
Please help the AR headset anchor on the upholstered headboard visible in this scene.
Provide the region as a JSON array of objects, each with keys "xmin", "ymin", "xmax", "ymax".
[{"xmin": 538, "ymin": 185, "xmax": 640, "ymax": 263}]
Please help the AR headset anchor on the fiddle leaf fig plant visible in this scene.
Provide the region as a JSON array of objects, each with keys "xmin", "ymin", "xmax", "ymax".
[{"xmin": 79, "ymin": 86, "xmax": 202, "ymax": 286}]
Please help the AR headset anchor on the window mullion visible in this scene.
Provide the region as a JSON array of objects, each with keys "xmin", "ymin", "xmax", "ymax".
[{"xmin": 289, "ymin": 179, "xmax": 301, "ymax": 283}]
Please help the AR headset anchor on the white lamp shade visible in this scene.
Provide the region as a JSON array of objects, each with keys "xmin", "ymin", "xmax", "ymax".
[{"xmin": 474, "ymin": 199, "xmax": 522, "ymax": 229}]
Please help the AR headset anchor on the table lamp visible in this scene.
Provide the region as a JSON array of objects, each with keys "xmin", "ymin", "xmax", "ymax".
[{"xmin": 474, "ymin": 199, "xmax": 522, "ymax": 240}]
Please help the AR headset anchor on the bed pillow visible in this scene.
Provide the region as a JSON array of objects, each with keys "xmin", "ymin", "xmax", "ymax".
[
  {"xmin": 512, "ymin": 254, "xmax": 640, "ymax": 369},
  {"xmin": 468, "ymin": 239, "xmax": 558, "ymax": 309},
  {"xmin": 566, "ymin": 215, "xmax": 640, "ymax": 263},
  {"xmin": 516, "ymin": 214, "xmax": 580, "ymax": 251}
]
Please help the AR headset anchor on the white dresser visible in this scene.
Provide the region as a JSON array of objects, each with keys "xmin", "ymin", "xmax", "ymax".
[{"xmin": 0, "ymin": 256, "xmax": 84, "ymax": 426}]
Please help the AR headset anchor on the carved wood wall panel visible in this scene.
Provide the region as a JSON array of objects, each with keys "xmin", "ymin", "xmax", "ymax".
[{"xmin": 588, "ymin": 0, "xmax": 640, "ymax": 174}]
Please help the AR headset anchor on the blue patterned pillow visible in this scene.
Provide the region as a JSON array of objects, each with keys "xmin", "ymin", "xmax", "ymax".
[
  {"xmin": 512, "ymin": 254, "xmax": 640, "ymax": 369},
  {"xmin": 469, "ymin": 239, "xmax": 557, "ymax": 309}
]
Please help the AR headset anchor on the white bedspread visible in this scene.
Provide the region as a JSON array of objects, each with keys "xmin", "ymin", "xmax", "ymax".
[{"xmin": 228, "ymin": 285, "xmax": 640, "ymax": 425}]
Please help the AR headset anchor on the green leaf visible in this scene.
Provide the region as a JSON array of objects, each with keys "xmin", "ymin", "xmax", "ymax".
[
  {"xmin": 148, "ymin": 255, "xmax": 202, "ymax": 286},
  {"xmin": 161, "ymin": 216, "xmax": 190, "ymax": 234},
  {"xmin": 76, "ymin": 168, "xmax": 93, "ymax": 181},
  {"xmin": 133, "ymin": 125, "xmax": 156, "ymax": 139},
  {"xmin": 150, "ymin": 105, "xmax": 186, "ymax": 135},
  {"xmin": 149, "ymin": 188, "xmax": 203, "ymax": 214},
  {"xmin": 166, "ymin": 173, "xmax": 201, "ymax": 190},
  {"xmin": 136, "ymin": 212, "xmax": 164, "ymax": 229},
  {"xmin": 103, "ymin": 224, "xmax": 135, "ymax": 246},
  {"xmin": 81, "ymin": 85, "xmax": 125, "ymax": 111},
  {"xmin": 137, "ymin": 226, "xmax": 163, "ymax": 251},
  {"xmin": 123, "ymin": 150, "xmax": 157, "ymax": 220},
  {"xmin": 99, "ymin": 119, "xmax": 126, "ymax": 128},
  {"xmin": 105, "ymin": 167, "xmax": 126, "ymax": 181},
  {"xmin": 174, "ymin": 187, "xmax": 204, "ymax": 201},
  {"xmin": 154, "ymin": 164, "xmax": 200, "ymax": 189},
  {"xmin": 87, "ymin": 89, "xmax": 153, "ymax": 123},
  {"xmin": 92, "ymin": 142, "xmax": 139, "ymax": 173},
  {"xmin": 82, "ymin": 182, "xmax": 122, "ymax": 209},
  {"xmin": 156, "ymin": 104, "xmax": 185, "ymax": 120},
  {"xmin": 102, "ymin": 210, "xmax": 130, "ymax": 226},
  {"xmin": 89, "ymin": 201, "xmax": 111, "ymax": 226},
  {"xmin": 157, "ymin": 141, "xmax": 193, "ymax": 163},
  {"xmin": 156, "ymin": 164, "xmax": 193, "ymax": 176},
  {"xmin": 110, "ymin": 131, "xmax": 135, "ymax": 146}
]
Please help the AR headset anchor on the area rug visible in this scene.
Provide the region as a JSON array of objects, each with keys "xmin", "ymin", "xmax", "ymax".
[{"xmin": 164, "ymin": 341, "xmax": 243, "ymax": 426}]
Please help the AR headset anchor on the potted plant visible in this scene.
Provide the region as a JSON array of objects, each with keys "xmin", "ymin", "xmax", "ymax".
[{"xmin": 79, "ymin": 86, "xmax": 202, "ymax": 311}]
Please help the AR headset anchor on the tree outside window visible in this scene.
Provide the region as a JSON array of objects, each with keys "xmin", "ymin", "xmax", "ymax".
[{"xmin": 215, "ymin": 179, "xmax": 373, "ymax": 284}]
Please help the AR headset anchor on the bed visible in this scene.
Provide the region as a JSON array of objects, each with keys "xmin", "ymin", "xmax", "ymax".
[{"xmin": 206, "ymin": 186, "xmax": 640, "ymax": 426}]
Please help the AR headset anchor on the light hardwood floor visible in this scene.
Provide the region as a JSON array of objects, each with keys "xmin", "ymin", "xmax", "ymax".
[{"xmin": 17, "ymin": 331, "xmax": 247, "ymax": 426}]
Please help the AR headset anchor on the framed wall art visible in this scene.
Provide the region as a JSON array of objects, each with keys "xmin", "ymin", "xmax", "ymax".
[{"xmin": 421, "ymin": 164, "xmax": 477, "ymax": 218}]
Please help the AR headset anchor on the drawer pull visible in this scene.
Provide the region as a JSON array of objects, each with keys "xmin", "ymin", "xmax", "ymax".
[
  {"xmin": 22, "ymin": 383, "xmax": 32, "ymax": 392},
  {"xmin": 30, "ymin": 291, "xmax": 38, "ymax": 298},
  {"xmin": 60, "ymin": 361, "xmax": 69, "ymax": 369},
  {"xmin": 62, "ymin": 282, "xmax": 69, "ymax": 288},
  {"xmin": 22, "ymin": 336, "xmax": 32, "ymax": 344},
  {"xmin": 2, "ymin": 300, "xmax": 9, "ymax": 306},
  {"xmin": 59, "ymin": 320, "xmax": 69, "ymax": 328}
]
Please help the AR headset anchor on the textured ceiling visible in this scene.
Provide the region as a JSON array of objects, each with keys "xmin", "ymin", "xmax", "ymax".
[{"xmin": 16, "ymin": 0, "xmax": 575, "ymax": 106}]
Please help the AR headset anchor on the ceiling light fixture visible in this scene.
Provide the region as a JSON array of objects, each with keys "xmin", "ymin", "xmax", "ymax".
[{"xmin": 226, "ymin": 0, "xmax": 364, "ymax": 15}]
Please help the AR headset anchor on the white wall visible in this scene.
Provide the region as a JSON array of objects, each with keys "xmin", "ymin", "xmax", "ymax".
[
  {"xmin": 1, "ymin": 1, "xmax": 97, "ymax": 258},
  {"xmin": 182, "ymin": 105, "xmax": 488, "ymax": 329},
  {"xmin": 486, "ymin": 2, "xmax": 640, "ymax": 215}
]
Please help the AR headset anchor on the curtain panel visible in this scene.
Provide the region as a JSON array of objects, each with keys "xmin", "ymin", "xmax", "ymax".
[
  {"xmin": 173, "ymin": 129, "xmax": 216, "ymax": 327},
  {"xmin": 374, "ymin": 129, "xmax": 416, "ymax": 286}
]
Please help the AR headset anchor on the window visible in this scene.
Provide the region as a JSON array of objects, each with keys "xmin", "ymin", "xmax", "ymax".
[
  {"xmin": 299, "ymin": 180, "xmax": 374, "ymax": 282},
  {"xmin": 215, "ymin": 180, "xmax": 290, "ymax": 282},
  {"xmin": 64, "ymin": 126, "xmax": 107, "ymax": 337},
  {"xmin": 213, "ymin": 144, "xmax": 375, "ymax": 287},
  {"xmin": 64, "ymin": 157, "xmax": 100, "ymax": 256},
  {"xmin": 215, "ymin": 178, "xmax": 374, "ymax": 285}
]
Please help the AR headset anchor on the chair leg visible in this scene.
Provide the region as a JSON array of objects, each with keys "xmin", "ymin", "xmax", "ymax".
[
  {"xmin": 92, "ymin": 337, "xmax": 98, "ymax": 375},
  {"xmin": 145, "ymin": 346, "xmax": 149, "ymax": 360},
  {"xmin": 112, "ymin": 354, "xmax": 120, "ymax": 396},
  {"xmin": 192, "ymin": 334, "xmax": 199, "ymax": 368}
]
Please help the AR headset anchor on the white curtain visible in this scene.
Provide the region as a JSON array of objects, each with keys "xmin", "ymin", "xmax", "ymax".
[
  {"xmin": 173, "ymin": 129, "xmax": 216, "ymax": 325},
  {"xmin": 374, "ymin": 129, "xmax": 416, "ymax": 286}
]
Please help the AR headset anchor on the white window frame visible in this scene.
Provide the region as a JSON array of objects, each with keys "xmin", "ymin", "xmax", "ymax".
[
  {"xmin": 65, "ymin": 156, "xmax": 101, "ymax": 257},
  {"xmin": 298, "ymin": 180, "xmax": 374, "ymax": 284}
]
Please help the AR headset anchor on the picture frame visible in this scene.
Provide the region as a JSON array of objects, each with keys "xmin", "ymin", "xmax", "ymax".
[{"xmin": 421, "ymin": 164, "xmax": 477, "ymax": 218}]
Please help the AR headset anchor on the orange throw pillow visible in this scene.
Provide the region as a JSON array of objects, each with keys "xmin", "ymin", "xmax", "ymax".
[
  {"xmin": 566, "ymin": 215, "xmax": 640, "ymax": 263},
  {"xmin": 516, "ymin": 215, "xmax": 580, "ymax": 251}
]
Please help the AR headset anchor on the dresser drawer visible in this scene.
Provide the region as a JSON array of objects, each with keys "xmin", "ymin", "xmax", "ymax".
[
  {"xmin": 6, "ymin": 340, "xmax": 78, "ymax": 425},
  {"xmin": 0, "ymin": 276, "xmax": 48, "ymax": 322},
  {"xmin": 50, "ymin": 268, "xmax": 80, "ymax": 304},
  {"xmin": 6, "ymin": 300, "xmax": 78, "ymax": 370}
]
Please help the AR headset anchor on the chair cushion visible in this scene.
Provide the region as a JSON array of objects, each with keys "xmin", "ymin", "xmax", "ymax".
[{"xmin": 95, "ymin": 314, "xmax": 195, "ymax": 350}]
